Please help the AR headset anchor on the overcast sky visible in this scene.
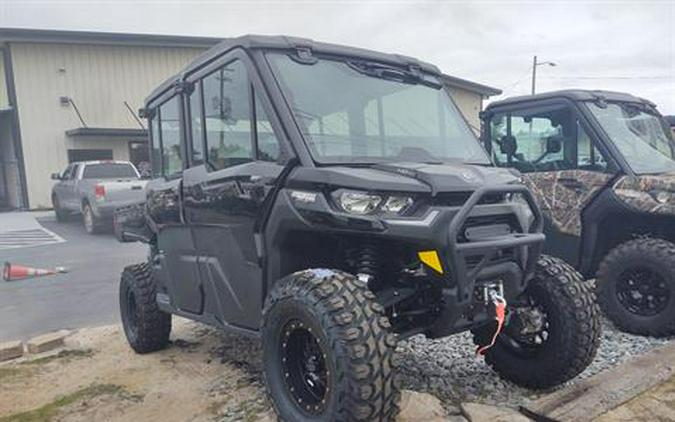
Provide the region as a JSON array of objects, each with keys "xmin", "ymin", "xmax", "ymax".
[{"xmin": 1, "ymin": 1, "xmax": 674, "ymax": 113}]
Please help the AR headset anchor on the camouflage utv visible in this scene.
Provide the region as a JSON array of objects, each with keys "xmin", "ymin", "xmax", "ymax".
[{"xmin": 482, "ymin": 90, "xmax": 675, "ymax": 336}]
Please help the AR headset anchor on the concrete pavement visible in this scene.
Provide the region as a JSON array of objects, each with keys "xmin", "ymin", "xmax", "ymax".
[{"xmin": 0, "ymin": 211, "xmax": 145, "ymax": 340}]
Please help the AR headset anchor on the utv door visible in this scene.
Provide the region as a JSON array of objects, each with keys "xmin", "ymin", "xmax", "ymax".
[
  {"xmin": 485, "ymin": 102, "xmax": 615, "ymax": 265},
  {"xmin": 181, "ymin": 55, "xmax": 285, "ymax": 330},
  {"xmin": 146, "ymin": 95, "xmax": 206, "ymax": 315}
]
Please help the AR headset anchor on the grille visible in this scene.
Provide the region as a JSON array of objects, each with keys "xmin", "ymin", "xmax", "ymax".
[
  {"xmin": 432, "ymin": 192, "xmax": 505, "ymax": 207},
  {"xmin": 457, "ymin": 214, "xmax": 521, "ymax": 242}
]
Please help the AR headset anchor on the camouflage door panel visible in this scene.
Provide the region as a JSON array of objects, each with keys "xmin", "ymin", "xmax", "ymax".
[
  {"xmin": 523, "ymin": 170, "xmax": 613, "ymax": 236},
  {"xmin": 614, "ymin": 174, "xmax": 675, "ymax": 215}
]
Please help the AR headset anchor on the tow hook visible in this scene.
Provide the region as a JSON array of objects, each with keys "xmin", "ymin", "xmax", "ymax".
[{"xmin": 476, "ymin": 284, "xmax": 507, "ymax": 356}]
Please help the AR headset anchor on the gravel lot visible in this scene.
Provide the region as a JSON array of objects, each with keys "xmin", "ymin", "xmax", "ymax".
[{"xmin": 396, "ymin": 318, "xmax": 674, "ymax": 407}]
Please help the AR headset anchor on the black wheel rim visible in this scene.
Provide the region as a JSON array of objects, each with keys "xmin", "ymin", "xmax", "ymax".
[
  {"xmin": 499, "ymin": 288, "xmax": 552, "ymax": 356},
  {"xmin": 280, "ymin": 319, "xmax": 329, "ymax": 414},
  {"xmin": 125, "ymin": 288, "xmax": 140, "ymax": 339},
  {"xmin": 616, "ymin": 267, "xmax": 670, "ymax": 316}
]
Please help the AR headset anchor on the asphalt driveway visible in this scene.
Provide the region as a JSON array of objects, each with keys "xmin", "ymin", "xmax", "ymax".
[{"xmin": 0, "ymin": 212, "xmax": 146, "ymax": 340}]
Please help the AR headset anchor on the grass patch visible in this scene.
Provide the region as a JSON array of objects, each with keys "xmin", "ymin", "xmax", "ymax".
[{"xmin": 0, "ymin": 384, "xmax": 123, "ymax": 422}]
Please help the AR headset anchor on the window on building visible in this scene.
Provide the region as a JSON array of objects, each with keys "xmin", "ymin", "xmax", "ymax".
[
  {"xmin": 159, "ymin": 96, "xmax": 183, "ymax": 176},
  {"xmin": 189, "ymin": 83, "xmax": 205, "ymax": 165},
  {"xmin": 203, "ymin": 60, "xmax": 254, "ymax": 170},
  {"xmin": 67, "ymin": 149, "xmax": 113, "ymax": 163}
]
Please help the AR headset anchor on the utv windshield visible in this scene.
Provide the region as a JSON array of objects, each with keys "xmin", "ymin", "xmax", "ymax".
[
  {"xmin": 267, "ymin": 53, "xmax": 489, "ymax": 165},
  {"xmin": 588, "ymin": 102, "xmax": 675, "ymax": 174}
]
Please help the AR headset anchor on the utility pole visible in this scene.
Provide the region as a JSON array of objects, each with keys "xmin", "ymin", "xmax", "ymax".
[
  {"xmin": 531, "ymin": 55, "xmax": 537, "ymax": 95},
  {"xmin": 531, "ymin": 55, "xmax": 557, "ymax": 95}
]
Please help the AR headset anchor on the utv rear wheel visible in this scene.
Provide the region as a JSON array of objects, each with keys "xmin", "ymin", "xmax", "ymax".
[
  {"xmin": 261, "ymin": 269, "xmax": 400, "ymax": 421},
  {"xmin": 119, "ymin": 263, "xmax": 171, "ymax": 354},
  {"xmin": 472, "ymin": 255, "xmax": 601, "ymax": 389},
  {"xmin": 596, "ymin": 238, "xmax": 675, "ymax": 336}
]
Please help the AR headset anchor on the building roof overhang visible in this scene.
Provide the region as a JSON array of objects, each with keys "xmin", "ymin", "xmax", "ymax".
[{"xmin": 65, "ymin": 127, "xmax": 148, "ymax": 138}]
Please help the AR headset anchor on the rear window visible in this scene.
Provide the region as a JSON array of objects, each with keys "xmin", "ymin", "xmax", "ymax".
[{"xmin": 82, "ymin": 163, "xmax": 138, "ymax": 179}]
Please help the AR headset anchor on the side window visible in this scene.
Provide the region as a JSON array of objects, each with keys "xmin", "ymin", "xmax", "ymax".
[
  {"xmin": 255, "ymin": 93, "xmax": 280, "ymax": 162},
  {"xmin": 61, "ymin": 164, "xmax": 74, "ymax": 180},
  {"xmin": 576, "ymin": 122, "xmax": 608, "ymax": 171},
  {"xmin": 189, "ymin": 83, "xmax": 205, "ymax": 165},
  {"xmin": 203, "ymin": 60, "xmax": 253, "ymax": 170},
  {"xmin": 159, "ymin": 96, "xmax": 183, "ymax": 176},
  {"xmin": 490, "ymin": 107, "xmax": 607, "ymax": 173},
  {"xmin": 150, "ymin": 114, "xmax": 161, "ymax": 177}
]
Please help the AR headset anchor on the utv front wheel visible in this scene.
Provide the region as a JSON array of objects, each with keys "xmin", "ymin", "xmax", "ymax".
[
  {"xmin": 119, "ymin": 263, "xmax": 172, "ymax": 353},
  {"xmin": 261, "ymin": 269, "xmax": 399, "ymax": 421},
  {"xmin": 472, "ymin": 255, "xmax": 601, "ymax": 389},
  {"xmin": 596, "ymin": 238, "xmax": 675, "ymax": 336}
]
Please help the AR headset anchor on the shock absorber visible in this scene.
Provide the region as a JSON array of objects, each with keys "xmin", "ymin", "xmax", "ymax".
[{"xmin": 355, "ymin": 242, "xmax": 379, "ymax": 287}]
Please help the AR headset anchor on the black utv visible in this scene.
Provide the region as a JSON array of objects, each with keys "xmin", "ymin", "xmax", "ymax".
[
  {"xmin": 117, "ymin": 36, "xmax": 600, "ymax": 421},
  {"xmin": 482, "ymin": 90, "xmax": 675, "ymax": 337}
]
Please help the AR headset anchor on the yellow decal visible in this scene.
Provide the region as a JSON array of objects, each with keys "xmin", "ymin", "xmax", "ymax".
[{"xmin": 418, "ymin": 250, "xmax": 444, "ymax": 274}]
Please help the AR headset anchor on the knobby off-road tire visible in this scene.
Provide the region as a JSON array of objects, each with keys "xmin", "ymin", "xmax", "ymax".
[
  {"xmin": 472, "ymin": 255, "xmax": 601, "ymax": 389},
  {"xmin": 261, "ymin": 269, "xmax": 400, "ymax": 422},
  {"xmin": 119, "ymin": 263, "xmax": 172, "ymax": 354},
  {"xmin": 596, "ymin": 238, "xmax": 675, "ymax": 336}
]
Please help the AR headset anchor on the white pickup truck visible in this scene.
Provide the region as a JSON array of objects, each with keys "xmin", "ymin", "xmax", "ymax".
[{"xmin": 51, "ymin": 161, "xmax": 148, "ymax": 234}]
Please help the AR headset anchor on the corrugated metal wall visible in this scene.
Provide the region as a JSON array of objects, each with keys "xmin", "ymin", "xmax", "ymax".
[{"xmin": 10, "ymin": 42, "xmax": 203, "ymax": 208}]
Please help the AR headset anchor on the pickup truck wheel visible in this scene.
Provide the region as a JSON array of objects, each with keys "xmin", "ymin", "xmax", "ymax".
[
  {"xmin": 261, "ymin": 269, "xmax": 400, "ymax": 421},
  {"xmin": 119, "ymin": 263, "xmax": 171, "ymax": 354},
  {"xmin": 472, "ymin": 255, "xmax": 601, "ymax": 389},
  {"xmin": 52, "ymin": 195, "xmax": 68, "ymax": 222},
  {"xmin": 82, "ymin": 203, "xmax": 102, "ymax": 234},
  {"xmin": 596, "ymin": 238, "xmax": 675, "ymax": 336}
]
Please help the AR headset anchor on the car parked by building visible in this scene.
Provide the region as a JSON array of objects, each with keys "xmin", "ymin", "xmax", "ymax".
[{"xmin": 51, "ymin": 160, "xmax": 147, "ymax": 234}]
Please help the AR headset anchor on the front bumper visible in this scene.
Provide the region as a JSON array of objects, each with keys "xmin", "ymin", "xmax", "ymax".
[{"xmin": 285, "ymin": 184, "xmax": 545, "ymax": 335}]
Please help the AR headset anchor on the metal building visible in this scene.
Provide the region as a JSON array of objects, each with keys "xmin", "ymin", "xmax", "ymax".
[{"xmin": 0, "ymin": 28, "xmax": 500, "ymax": 210}]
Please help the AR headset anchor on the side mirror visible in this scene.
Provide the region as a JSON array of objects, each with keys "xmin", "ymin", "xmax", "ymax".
[
  {"xmin": 546, "ymin": 136, "xmax": 563, "ymax": 154},
  {"xmin": 51, "ymin": 173, "xmax": 62, "ymax": 181}
]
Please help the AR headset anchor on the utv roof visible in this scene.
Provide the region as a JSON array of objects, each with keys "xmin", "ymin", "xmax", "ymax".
[
  {"xmin": 486, "ymin": 89, "xmax": 656, "ymax": 110},
  {"xmin": 146, "ymin": 34, "xmax": 441, "ymax": 107}
]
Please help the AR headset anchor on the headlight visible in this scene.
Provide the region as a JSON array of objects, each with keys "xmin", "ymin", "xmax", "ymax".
[
  {"xmin": 382, "ymin": 196, "xmax": 414, "ymax": 213},
  {"xmin": 336, "ymin": 191, "xmax": 383, "ymax": 215},
  {"xmin": 333, "ymin": 190, "xmax": 414, "ymax": 215},
  {"xmin": 649, "ymin": 190, "xmax": 673, "ymax": 204},
  {"xmin": 507, "ymin": 192, "xmax": 535, "ymax": 231}
]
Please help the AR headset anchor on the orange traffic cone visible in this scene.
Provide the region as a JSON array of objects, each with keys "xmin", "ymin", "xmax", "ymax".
[{"xmin": 3, "ymin": 262, "xmax": 68, "ymax": 282}]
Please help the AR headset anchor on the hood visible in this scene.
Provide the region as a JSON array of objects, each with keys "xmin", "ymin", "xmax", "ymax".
[{"xmin": 287, "ymin": 162, "xmax": 520, "ymax": 194}]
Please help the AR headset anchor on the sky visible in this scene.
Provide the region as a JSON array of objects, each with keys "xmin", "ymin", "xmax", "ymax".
[{"xmin": 1, "ymin": 0, "xmax": 674, "ymax": 113}]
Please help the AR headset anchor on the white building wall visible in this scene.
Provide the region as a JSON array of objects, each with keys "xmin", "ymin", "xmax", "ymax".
[
  {"xmin": 10, "ymin": 42, "xmax": 203, "ymax": 208},
  {"xmin": 446, "ymin": 85, "xmax": 483, "ymax": 133}
]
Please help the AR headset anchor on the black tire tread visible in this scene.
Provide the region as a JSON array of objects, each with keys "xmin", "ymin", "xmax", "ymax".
[
  {"xmin": 472, "ymin": 255, "xmax": 601, "ymax": 389},
  {"xmin": 596, "ymin": 237, "xmax": 675, "ymax": 336},
  {"xmin": 262, "ymin": 269, "xmax": 400, "ymax": 421},
  {"xmin": 120, "ymin": 262, "xmax": 171, "ymax": 354}
]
